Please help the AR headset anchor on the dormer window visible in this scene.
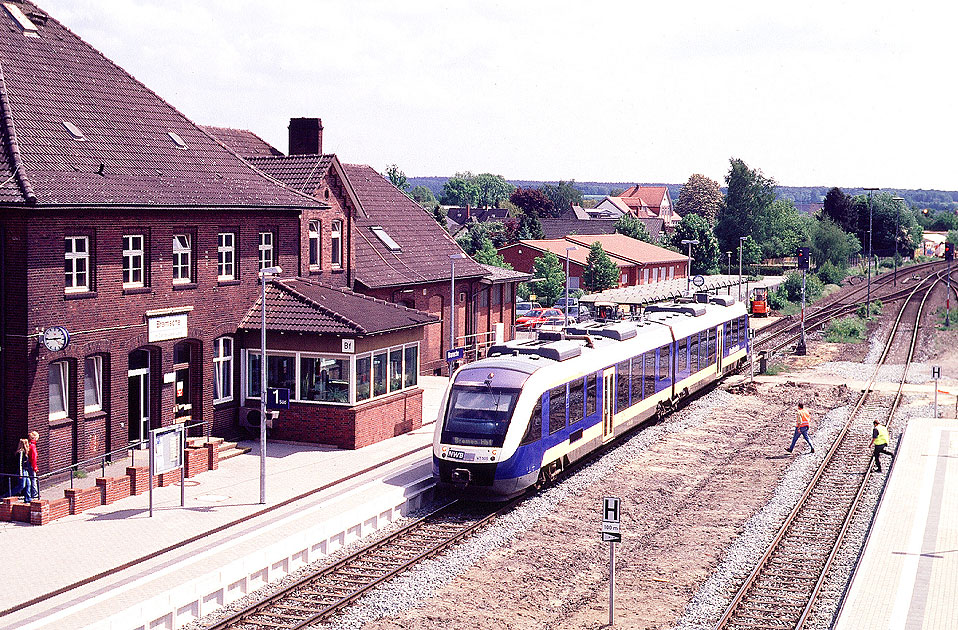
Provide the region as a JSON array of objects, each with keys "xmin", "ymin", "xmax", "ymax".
[
  {"xmin": 62, "ymin": 121, "xmax": 86, "ymax": 141},
  {"xmin": 167, "ymin": 131, "xmax": 187, "ymax": 149},
  {"xmin": 4, "ymin": 3, "xmax": 38, "ymax": 37},
  {"xmin": 370, "ymin": 226, "xmax": 400, "ymax": 252}
]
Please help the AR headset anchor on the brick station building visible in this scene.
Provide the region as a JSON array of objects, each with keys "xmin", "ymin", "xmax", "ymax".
[{"xmin": 0, "ymin": 1, "xmax": 438, "ymax": 479}]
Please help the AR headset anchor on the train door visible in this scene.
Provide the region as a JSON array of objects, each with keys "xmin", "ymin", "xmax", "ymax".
[
  {"xmin": 716, "ymin": 324, "xmax": 724, "ymax": 374},
  {"xmin": 602, "ymin": 367, "xmax": 615, "ymax": 441}
]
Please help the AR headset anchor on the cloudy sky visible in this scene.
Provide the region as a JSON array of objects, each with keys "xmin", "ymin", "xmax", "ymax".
[{"xmin": 40, "ymin": 1, "xmax": 958, "ymax": 191}]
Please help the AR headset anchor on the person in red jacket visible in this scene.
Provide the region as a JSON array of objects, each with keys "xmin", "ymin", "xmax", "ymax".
[
  {"xmin": 26, "ymin": 430, "xmax": 39, "ymax": 500},
  {"xmin": 785, "ymin": 402, "xmax": 815, "ymax": 454}
]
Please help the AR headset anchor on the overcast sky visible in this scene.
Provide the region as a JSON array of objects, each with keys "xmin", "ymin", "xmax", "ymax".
[{"xmin": 40, "ymin": 1, "xmax": 958, "ymax": 191}]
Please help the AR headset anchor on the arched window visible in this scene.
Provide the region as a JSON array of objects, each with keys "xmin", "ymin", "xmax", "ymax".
[
  {"xmin": 84, "ymin": 355, "xmax": 105, "ymax": 414},
  {"xmin": 308, "ymin": 220, "xmax": 320, "ymax": 269},
  {"xmin": 49, "ymin": 360, "xmax": 71, "ymax": 420}
]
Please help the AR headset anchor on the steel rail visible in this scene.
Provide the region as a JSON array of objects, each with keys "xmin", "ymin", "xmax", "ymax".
[
  {"xmin": 715, "ymin": 273, "xmax": 938, "ymax": 630},
  {"xmin": 792, "ymin": 269, "xmax": 934, "ymax": 628}
]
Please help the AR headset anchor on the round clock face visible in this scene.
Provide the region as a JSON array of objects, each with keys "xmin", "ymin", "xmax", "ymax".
[{"xmin": 42, "ymin": 326, "xmax": 69, "ymax": 352}]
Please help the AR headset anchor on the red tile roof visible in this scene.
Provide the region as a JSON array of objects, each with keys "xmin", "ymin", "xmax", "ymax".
[
  {"xmin": 200, "ymin": 125, "xmax": 283, "ymax": 158},
  {"xmin": 0, "ymin": 2, "xmax": 322, "ymax": 209},
  {"xmin": 241, "ymin": 278, "xmax": 437, "ymax": 335},
  {"xmin": 512, "ymin": 234, "xmax": 686, "ymax": 267},
  {"xmin": 343, "ymin": 164, "xmax": 489, "ymax": 289},
  {"xmin": 247, "ymin": 154, "xmax": 335, "ymax": 195},
  {"xmin": 619, "ymin": 185, "xmax": 669, "ymax": 210}
]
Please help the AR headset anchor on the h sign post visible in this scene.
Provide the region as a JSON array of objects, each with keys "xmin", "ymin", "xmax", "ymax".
[{"xmin": 601, "ymin": 497, "xmax": 621, "ymax": 625}]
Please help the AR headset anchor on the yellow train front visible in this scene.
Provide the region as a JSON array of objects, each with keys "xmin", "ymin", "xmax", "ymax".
[{"xmin": 433, "ymin": 296, "xmax": 750, "ymax": 500}]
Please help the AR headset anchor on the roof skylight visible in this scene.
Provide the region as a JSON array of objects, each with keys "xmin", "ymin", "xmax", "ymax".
[
  {"xmin": 61, "ymin": 121, "xmax": 86, "ymax": 141},
  {"xmin": 3, "ymin": 3, "xmax": 38, "ymax": 37},
  {"xmin": 370, "ymin": 226, "xmax": 401, "ymax": 252},
  {"xmin": 167, "ymin": 131, "xmax": 188, "ymax": 149}
]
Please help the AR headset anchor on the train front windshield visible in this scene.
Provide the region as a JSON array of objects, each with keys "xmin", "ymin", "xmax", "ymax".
[{"xmin": 441, "ymin": 386, "xmax": 519, "ymax": 448}]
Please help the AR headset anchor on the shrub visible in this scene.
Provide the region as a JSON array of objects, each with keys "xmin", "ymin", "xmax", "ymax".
[
  {"xmin": 856, "ymin": 299, "xmax": 883, "ymax": 319},
  {"xmin": 816, "ymin": 260, "xmax": 846, "ymax": 286},
  {"xmin": 825, "ymin": 317, "xmax": 866, "ymax": 343},
  {"xmin": 779, "ymin": 271, "xmax": 824, "ymax": 303}
]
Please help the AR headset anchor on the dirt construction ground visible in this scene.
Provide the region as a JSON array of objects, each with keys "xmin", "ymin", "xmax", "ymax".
[{"xmin": 351, "ymin": 292, "xmax": 958, "ymax": 630}]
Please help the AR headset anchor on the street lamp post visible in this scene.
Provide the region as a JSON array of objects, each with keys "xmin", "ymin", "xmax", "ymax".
[
  {"xmin": 738, "ymin": 236, "xmax": 747, "ymax": 302},
  {"xmin": 449, "ymin": 253, "xmax": 467, "ymax": 377},
  {"xmin": 564, "ymin": 246, "xmax": 578, "ymax": 326},
  {"xmin": 726, "ymin": 251, "xmax": 731, "ymax": 277},
  {"xmin": 892, "ymin": 196, "xmax": 905, "ymax": 286},
  {"xmin": 864, "ymin": 187, "xmax": 879, "ymax": 316},
  {"xmin": 681, "ymin": 239, "xmax": 699, "ymax": 296},
  {"xmin": 258, "ymin": 265, "xmax": 282, "ymax": 505}
]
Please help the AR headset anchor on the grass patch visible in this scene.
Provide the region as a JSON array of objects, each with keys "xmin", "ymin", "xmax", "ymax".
[
  {"xmin": 825, "ymin": 316, "xmax": 866, "ymax": 343},
  {"xmin": 935, "ymin": 307, "xmax": 957, "ymax": 330},
  {"xmin": 764, "ymin": 362, "xmax": 788, "ymax": 375}
]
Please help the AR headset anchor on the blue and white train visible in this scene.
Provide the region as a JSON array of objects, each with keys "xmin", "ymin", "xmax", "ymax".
[{"xmin": 433, "ymin": 296, "xmax": 750, "ymax": 499}]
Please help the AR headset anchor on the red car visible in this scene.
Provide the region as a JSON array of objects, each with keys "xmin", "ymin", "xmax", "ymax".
[{"xmin": 515, "ymin": 308, "xmax": 563, "ymax": 330}]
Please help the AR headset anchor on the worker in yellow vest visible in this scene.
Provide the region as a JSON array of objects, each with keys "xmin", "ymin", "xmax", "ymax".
[
  {"xmin": 785, "ymin": 402, "xmax": 815, "ymax": 454},
  {"xmin": 871, "ymin": 420, "xmax": 894, "ymax": 472}
]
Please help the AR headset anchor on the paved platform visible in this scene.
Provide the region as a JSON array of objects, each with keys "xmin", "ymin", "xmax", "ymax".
[
  {"xmin": 836, "ymin": 416, "xmax": 958, "ymax": 630},
  {"xmin": 0, "ymin": 376, "xmax": 449, "ymax": 630}
]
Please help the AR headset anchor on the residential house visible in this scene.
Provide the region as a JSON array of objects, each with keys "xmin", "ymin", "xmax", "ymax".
[
  {"xmin": 498, "ymin": 234, "xmax": 688, "ymax": 293},
  {"xmin": 594, "ymin": 185, "xmax": 679, "ymax": 228}
]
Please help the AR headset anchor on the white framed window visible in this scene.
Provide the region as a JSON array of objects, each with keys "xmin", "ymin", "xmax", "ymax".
[
  {"xmin": 213, "ymin": 336, "xmax": 233, "ymax": 403},
  {"xmin": 84, "ymin": 355, "xmax": 103, "ymax": 413},
  {"xmin": 331, "ymin": 220, "xmax": 342, "ymax": 268},
  {"xmin": 258, "ymin": 231, "xmax": 274, "ymax": 271},
  {"xmin": 217, "ymin": 232, "xmax": 235, "ymax": 280},
  {"xmin": 64, "ymin": 236, "xmax": 90, "ymax": 292},
  {"xmin": 49, "ymin": 360, "xmax": 70, "ymax": 420},
  {"xmin": 308, "ymin": 220, "xmax": 320, "ymax": 268},
  {"xmin": 172, "ymin": 234, "xmax": 192, "ymax": 283},
  {"xmin": 122, "ymin": 234, "xmax": 144, "ymax": 287}
]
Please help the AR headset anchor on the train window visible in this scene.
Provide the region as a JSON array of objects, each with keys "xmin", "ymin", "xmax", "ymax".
[
  {"xmin": 659, "ymin": 344, "xmax": 670, "ymax": 382},
  {"xmin": 549, "ymin": 385, "xmax": 566, "ymax": 434},
  {"xmin": 630, "ymin": 355, "xmax": 643, "ymax": 402},
  {"xmin": 569, "ymin": 378, "xmax": 584, "ymax": 424},
  {"xmin": 441, "ymin": 385, "xmax": 520, "ymax": 448},
  {"xmin": 616, "ymin": 360, "xmax": 630, "ymax": 412},
  {"xmin": 688, "ymin": 334, "xmax": 699, "ymax": 374},
  {"xmin": 586, "ymin": 373, "xmax": 597, "ymax": 416},
  {"xmin": 724, "ymin": 321, "xmax": 732, "ymax": 350},
  {"xmin": 644, "ymin": 352, "xmax": 655, "ymax": 399},
  {"xmin": 708, "ymin": 327, "xmax": 717, "ymax": 364},
  {"xmin": 677, "ymin": 338, "xmax": 688, "ymax": 376},
  {"xmin": 520, "ymin": 396, "xmax": 543, "ymax": 445},
  {"xmin": 699, "ymin": 331, "xmax": 707, "ymax": 369}
]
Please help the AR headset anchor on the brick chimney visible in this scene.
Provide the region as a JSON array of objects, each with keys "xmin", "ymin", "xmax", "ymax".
[{"xmin": 288, "ymin": 117, "xmax": 323, "ymax": 155}]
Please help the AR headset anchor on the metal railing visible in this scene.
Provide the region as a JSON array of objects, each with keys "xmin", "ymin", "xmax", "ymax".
[{"xmin": 1, "ymin": 420, "xmax": 207, "ymax": 500}]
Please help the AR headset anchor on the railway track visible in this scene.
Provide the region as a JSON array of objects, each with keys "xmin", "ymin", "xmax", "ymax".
[
  {"xmin": 207, "ymin": 499, "xmax": 517, "ymax": 630},
  {"xmin": 715, "ymin": 269, "xmax": 941, "ymax": 630}
]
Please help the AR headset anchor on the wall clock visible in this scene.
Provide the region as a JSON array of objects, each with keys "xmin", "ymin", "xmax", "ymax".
[{"xmin": 41, "ymin": 326, "xmax": 70, "ymax": 352}]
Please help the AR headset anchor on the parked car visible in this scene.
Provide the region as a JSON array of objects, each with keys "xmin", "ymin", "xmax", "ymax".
[
  {"xmin": 553, "ymin": 297, "xmax": 579, "ymax": 310},
  {"xmin": 516, "ymin": 301, "xmax": 543, "ymax": 318},
  {"xmin": 563, "ymin": 305, "xmax": 592, "ymax": 323},
  {"xmin": 515, "ymin": 307, "xmax": 563, "ymax": 330}
]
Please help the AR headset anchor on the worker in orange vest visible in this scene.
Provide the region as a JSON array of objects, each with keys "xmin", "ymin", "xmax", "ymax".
[{"xmin": 785, "ymin": 402, "xmax": 815, "ymax": 454}]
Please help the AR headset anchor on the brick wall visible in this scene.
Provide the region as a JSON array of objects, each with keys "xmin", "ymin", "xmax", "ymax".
[
  {"xmin": 269, "ymin": 388, "xmax": 423, "ymax": 449},
  {"xmin": 2, "ymin": 208, "xmax": 302, "ymax": 473}
]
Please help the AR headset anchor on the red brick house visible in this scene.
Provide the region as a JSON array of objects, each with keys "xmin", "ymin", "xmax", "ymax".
[
  {"xmin": 498, "ymin": 234, "xmax": 688, "ymax": 292},
  {"xmin": 221, "ymin": 122, "xmax": 530, "ymax": 376},
  {"xmin": 0, "ymin": 1, "xmax": 437, "ymax": 476},
  {"xmin": 594, "ymin": 185, "xmax": 679, "ymax": 228}
]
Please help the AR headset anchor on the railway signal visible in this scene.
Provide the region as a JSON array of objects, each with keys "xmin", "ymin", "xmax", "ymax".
[
  {"xmin": 947, "ymin": 243, "xmax": 953, "ymax": 327},
  {"xmin": 945, "ymin": 242, "xmax": 954, "ymax": 261},
  {"xmin": 797, "ymin": 246, "xmax": 810, "ymax": 270}
]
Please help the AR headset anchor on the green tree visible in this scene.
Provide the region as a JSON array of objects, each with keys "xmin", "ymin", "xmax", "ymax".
[
  {"xmin": 473, "ymin": 239, "xmax": 512, "ymax": 269},
  {"xmin": 539, "ymin": 180, "xmax": 583, "ymax": 216},
  {"xmin": 385, "ymin": 164, "xmax": 408, "ymax": 191},
  {"xmin": 430, "ymin": 204, "xmax": 448, "ymax": 231},
  {"xmin": 740, "ymin": 236, "xmax": 763, "ymax": 265},
  {"xmin": 669, "ymin": 213, "xmax": 721, "ymax": 274},
  {"xmin": 822, "ymin": 187, "xmax": 855, "ymax": 233},
  {"xmin": 752, "ymin": 198, "xmax": 812, "ymax": 259},
  {"xmin": 613, "ymin": 214, "xmax": 653, "ymax": 243},
  {"xmin": 473, "ymin": 173, "xmax": 515, "ymax": 208},
  {"xmin": 517, "ymin": 212, "xmax": 544, "ymax": 240},
  {"xmin": 409, "ymin": 185, "xmax": 436, "ymax": 207},
  {"xmin": 582, "ymin": 242, "xmax": 620, "ymax": 292},
  {"xmin": 529, "ymin": 251, "xmax": 566, "ymax": 305},
  {"xmin": 811, "ymin": 217, "xmax": 860, "ymax": 269},
  {"xmin": 715, "ymin": 158, "xmax": 776, "ymax": 252},
  {"xmin": 674, "ymin": 173, "xmax": 723, "ymax": 228},
  {"xmin": 440, "ymin": 172, "xmax": 479, "ymax": 206}
]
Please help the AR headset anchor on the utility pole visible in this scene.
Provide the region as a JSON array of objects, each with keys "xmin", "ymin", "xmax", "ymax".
[{"xmin": 863, "ymin": 187, "xmax": 880, "ymax": 317}]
